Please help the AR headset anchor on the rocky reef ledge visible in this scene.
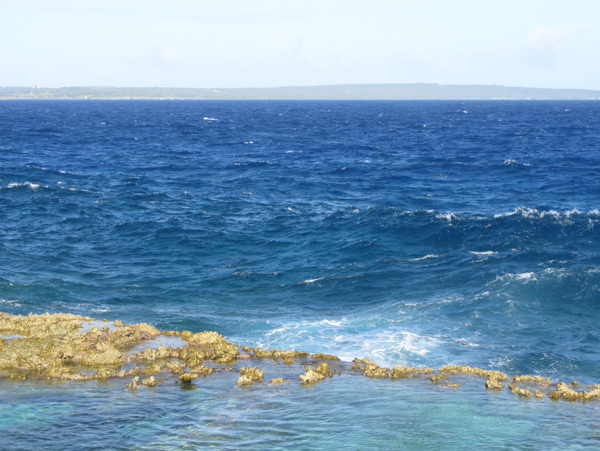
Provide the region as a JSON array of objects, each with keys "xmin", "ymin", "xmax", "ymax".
[{"xmin": 1, "ymin": 311, "xmax": 598, "ymax": 402}]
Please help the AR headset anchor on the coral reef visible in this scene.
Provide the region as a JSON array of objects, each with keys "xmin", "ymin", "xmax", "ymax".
[{"xmin": 2, "ymin": 311, "xmax": 600, "ymax": 403}]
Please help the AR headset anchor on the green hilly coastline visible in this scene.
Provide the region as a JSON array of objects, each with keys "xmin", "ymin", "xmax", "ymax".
[{"xmin": 1, "ymin": 84, "xmax": 599, "ymax": 100}]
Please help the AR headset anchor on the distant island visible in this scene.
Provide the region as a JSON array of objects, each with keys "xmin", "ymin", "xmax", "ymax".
[{"xmin": 1, "ymin": 84, "xmax": 599, "ymax": 100}]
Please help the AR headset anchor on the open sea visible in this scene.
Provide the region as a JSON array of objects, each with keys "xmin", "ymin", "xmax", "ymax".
[{"xmin": 1, "ymin": 99, "xmax": 600, "ymax": 449}]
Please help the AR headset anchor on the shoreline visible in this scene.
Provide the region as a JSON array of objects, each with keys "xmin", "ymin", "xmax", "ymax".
[{"xmin": 1, "ymin": 84, "xmax": 600, "ymax": 100}]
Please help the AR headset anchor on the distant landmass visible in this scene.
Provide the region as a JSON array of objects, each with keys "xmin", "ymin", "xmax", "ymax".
[{"xmin": 1, "ymin": 84, "xmax": 599, "ymax": 100}]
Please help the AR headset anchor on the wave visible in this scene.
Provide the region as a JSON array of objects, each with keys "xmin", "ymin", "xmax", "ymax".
[
  {"xmin": 502, "ymin": 159, "xmax": 531, "ymax": 167},
  {"xmin": 492, "ymin": 206, "xmax": 598, "ymax": 220},
  {"xmin": 257, "ymin": 319, "xmax": 441, "ymax": 366},
  {"xmin": 4, "ymin": 181, "xmax": 42, "ymax": 190},
  {"xmin": 409, "ymin": 254, "xmax": 439, "ymax": 261},
  {"xmin": 468, "ymin": 251, "xmax": 498, "ymax": 256}
]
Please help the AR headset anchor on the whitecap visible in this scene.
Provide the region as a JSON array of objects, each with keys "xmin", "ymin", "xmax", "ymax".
[
  {"xmin": 6, "ymin": 181, "xmax": 41, "ymax": 190},
  {"xmin": 515, "ymin": 272, "xmax": 536, "ymax": 281},
  {"xmin": 410, "ymin": 254, "xmax": 439, "ymax": 261},
  {"xmin": 298, "ymin": 277, "xmax": 325, "ymax": 284},
  {"xmin": 455, "ymin": 338, "xmax": 479, "ymax": 348},
  {"xmin": 0, "ymin": 298, "xmax": 21, "ymax": 306},
  {"xmin": 436, "ymin": 212, "xmax": 460, "ymax": 221},
  {"xmin": 539, "ymin": 210, "xmax": 562, "ymax": 219},
  {"xmin": 486, "ymin": 271, "xmax": 539, "ymax": 286},
  {"xmin": 468, "ymin": 251, "xmax": 498, "ymax": 256},
  {"xmin": 502, "ymin": 159, "xmax": 531, "ymax": 167},
  {"xmin": 494, "ymin": 207, "xmax": 572, "ymax": 220}
]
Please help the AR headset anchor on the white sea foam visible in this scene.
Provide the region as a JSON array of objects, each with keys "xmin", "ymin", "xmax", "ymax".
[
  {"xmin": 503, "ymin": 159, "xmax": 531, "ymax": 167},
  {"xmin": 468, "ymin": 251, "xmax": 498, "ymax": 256},
  {"xmin": 488, "ymin": 355, "xmax": 513, "ymax": 369},
  {"xmin": 258, "ymin": 317, "xmax": 440, "ymax": 366},
  {"xmin": 410, "ymin": 254, "xmax": 439, "ymax": 261},
  {"xmin": 436, "ymin": 212, "xmax": 460, "ymax": 221},
  {"xmin": 0, "ymin": 299, "xmax": 21, "ymax": 308},
  {"xmin": 455, "ymin": 338, "xmax": 480, "ymax": 348},
  {"xmin": 6, "ymin": 181, "xmax": 41, "ymax": 190},
  {"xmin": 298, "ymin": 277, "xmax": 325, "ymax": 284},
  {"xmin": 487, "ymin": 271, "xmax": 540, "ymax": 286},
  {"xmin": 203, "ymin": 117, "xmax": 218, "ymax": 121},
  {"xmin": 493, "ymin": 207, "xmax": 595, "ymax": 220}
]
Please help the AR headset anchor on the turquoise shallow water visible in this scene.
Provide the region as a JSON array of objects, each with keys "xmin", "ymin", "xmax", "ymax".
[
  {"xmin": 3, "ymin": 374, "xmax": 600, "ymax": 450},
  {"xmin": 1, "ymin": 100, "xmax": 600, "ymax": 448}
]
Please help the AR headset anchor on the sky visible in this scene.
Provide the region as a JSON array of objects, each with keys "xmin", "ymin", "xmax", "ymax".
[{"xmin": 1, "ymin": 0, "xmax": 599, "ymax": 90}]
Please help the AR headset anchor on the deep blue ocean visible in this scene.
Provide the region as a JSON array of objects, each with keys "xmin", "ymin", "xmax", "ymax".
[{"xmin": 1, "ymin": 99, "xmax": 600, "ymax": 449}]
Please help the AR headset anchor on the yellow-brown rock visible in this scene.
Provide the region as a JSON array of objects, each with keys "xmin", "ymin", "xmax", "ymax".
[
  {"xmin": 299, "ymin": 366, "xmax": 325, "ymax": 384},
  {"xmin": 486, "ymin": 378, "xmax": 504, "ymax": 389},
  {"xmin": 299, "ymin": 362, "xmax": 333, "ymax": 384},
  {"xmin": 140, "ymin": 376, "xmax": 159, "ymax": 387},
  {"xmin": 391, "ymin": 365, "xmax": 433, "ymax": 378},
  {"xmin": 311, "ymin": 353, "xmax": 340, "ymax": 360},
  {"xmin": 512, "ymin": 375, "xmax": 551, "ymax": 385},
  {"xmin": 126, "ymin": 376, "xmax": 139, "ymax": 389},
  {"xmin": 438, "ymin": 365, "xmax": 509, "ymax": 381},
  {"xmin": 81, "ymin": 343, "xmax": 122, "ymax": 366},
  {"xmin": 3, "ymin": 311, "xmax": 600, "ymax": 404},
  {"xmin": 177, "ymin": 372, "xmax": 200, "ymax": 383},
  {"xmin": 237, "ymin": 366, "xmax": 264, "ymax": 385}
]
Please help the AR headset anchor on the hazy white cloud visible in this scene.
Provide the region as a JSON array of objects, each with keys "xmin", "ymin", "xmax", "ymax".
[
  {"xmin": 156, "ymin": 46, "xmax": 180, "ymax": 64},
  {"xmin": 519, "ymin": 22, "xmax": 597, "ymax": 76},
  {"xmin": 2, "ymin": 1, "xmax": 599, "ymax": 89},
  {"xmin": 526, "ymin": 24, "xmax": 586, "ymax": 43}
]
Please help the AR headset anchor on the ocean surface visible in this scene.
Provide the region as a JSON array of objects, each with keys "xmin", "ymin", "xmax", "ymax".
[{"xmin": 1, "ymin": 99, "xmax": 600, "ymax": 449}]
